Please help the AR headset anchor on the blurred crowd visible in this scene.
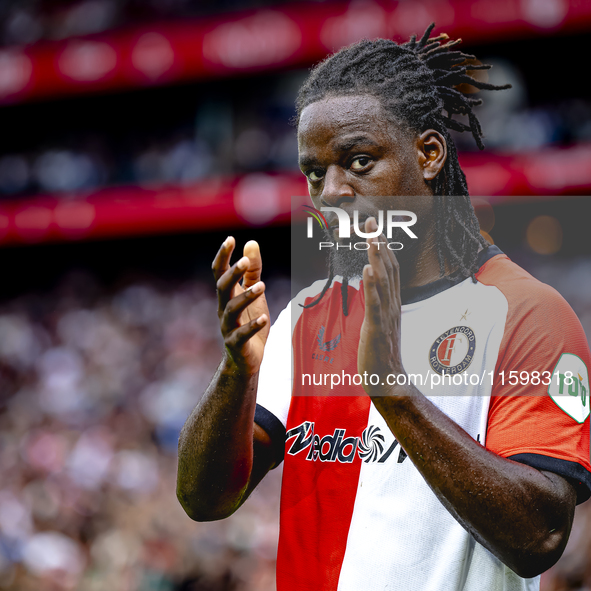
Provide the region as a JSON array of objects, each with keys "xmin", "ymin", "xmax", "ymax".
[
  {"xmin": 1, "ymin": 65, "xmax": 591, "ymax": 200},
  {"xmin": 0, "ymin": 70, "xmax": 303, "ymax": 199},
  {"xmin": 0, "ymin": 269, "xmax": 290, "ymax": 591},
  {"xmin": 0, "ymin": 50, "xmax": 590, "ymax": 201},
  {"xmin": 0, "ymin": 0, "xmax": 590, "ymax": 203},
  {"xmin": 450, "ymin": 59, "xmax": 591, "ymax": 153},
  {"xmin": 0, "ymin": 0, "xmax": 299, "ymax": 48},
  {"xmin": 0, "ymin": 254, "xmax": 589, "ymax": 590}
]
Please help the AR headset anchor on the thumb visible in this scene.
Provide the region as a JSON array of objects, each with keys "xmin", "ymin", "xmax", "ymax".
[{"xmin": 242, "ymin": 240, "xmax": 262, "ymax": 287}]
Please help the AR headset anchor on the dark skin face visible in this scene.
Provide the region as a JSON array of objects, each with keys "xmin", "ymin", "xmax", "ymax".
[{"xmin": 297, "ymin": 94, "xmax": 449, "ymax": 288}]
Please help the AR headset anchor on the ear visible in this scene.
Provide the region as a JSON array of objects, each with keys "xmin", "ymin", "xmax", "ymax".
[{"xmin": 417, "ymin": 129, "xmax": 447, "ymax": 181}]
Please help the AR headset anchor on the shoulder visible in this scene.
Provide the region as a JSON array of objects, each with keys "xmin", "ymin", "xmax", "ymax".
[
  {"xmin": 476, "ymin": 251, "xmax": 579, "ymax": 330},
  {"xmin": 292, "ymin": 278, "xmax": 336, "ymax": 308},
  {"xmin": 476, "ymin": 251, "xmax": 589, "ymax": 381},
  {"xmin": 290, "ymin": 276, "xmax": 354, "ymax": 319},
  {"xmin": 266, "ymin": 278, "xmax": 340, "ymax": 341}
]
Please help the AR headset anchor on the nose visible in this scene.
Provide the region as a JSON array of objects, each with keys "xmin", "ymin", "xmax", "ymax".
[{"xmin": 320, "ymin": 165, "xmax": 355, "ymax": 207}]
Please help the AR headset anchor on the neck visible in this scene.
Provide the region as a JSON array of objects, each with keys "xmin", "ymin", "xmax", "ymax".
[{"xmin": 397, "ymin": 229, "xmax": 455, "ymax": 289}]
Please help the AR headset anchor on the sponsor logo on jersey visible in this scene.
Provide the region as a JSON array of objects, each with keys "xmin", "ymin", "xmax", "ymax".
[
  {"xmin": 312, "ymin": 325, "xmax": 340, "ymax": 364},
  {"xmin": 548, "ymin": 353, "xmax": 590, "ymax": 423},
  {"xmin": 317, "ymin": 325, "xmax": 341, "ymax": 352},
  {"xmin": 285, "ymin": 421, "xmax": 407, "ymax": 464},
  {"xmin": 429, "ymin": 326, "xmax": 476, "ymax": 375}
]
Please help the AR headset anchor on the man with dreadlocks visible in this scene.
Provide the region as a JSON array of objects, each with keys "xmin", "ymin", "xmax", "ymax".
[{"xmin": 177, "ymin": 25, "xmax": 591, "ymax": 591}]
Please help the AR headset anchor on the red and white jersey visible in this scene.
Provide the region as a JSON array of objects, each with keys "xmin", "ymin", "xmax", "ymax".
[{"xmin": 255, "ymin": 246, "xmax": 591, "ymax": 591}]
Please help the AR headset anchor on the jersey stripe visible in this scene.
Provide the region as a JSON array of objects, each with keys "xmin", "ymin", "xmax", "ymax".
[{"xmin": 277, "ymin": 283, "xmax": 370, "ymax": 591}]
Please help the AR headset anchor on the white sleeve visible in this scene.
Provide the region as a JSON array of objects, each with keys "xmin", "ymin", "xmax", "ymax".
[
  {"xmin": 256, "ymin": 301, "xmax": 293, "ymax": 428},
  {"xmin": 254, "ymin": 280, "xmax": 328, "ymax": 466},
  {"xmin": 256, "ymin": 279, "xmax": 327, "ymax": 427}
]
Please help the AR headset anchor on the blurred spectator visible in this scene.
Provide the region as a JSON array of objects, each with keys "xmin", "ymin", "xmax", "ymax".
[
  {"xmin": 0, "ymin": 57, "xmax": 588, "ymax": 200},
  {"xmin": 0, "ymin": 4, "xmax": 589, "ymax": 201},
  {"xmin": 452, "ymin": 59, "xmax": 591, "ymax": 152},
  {"xmin": 0, "ymin": 271, "xmax": 291, "ymax": 590},
  {"xmin": 0, "ymin": 0, "xmax": 303, "ymax": 49}
]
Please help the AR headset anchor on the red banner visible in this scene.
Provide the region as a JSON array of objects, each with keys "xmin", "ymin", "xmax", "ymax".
[
  {"xmin": 0, "ymin": 144, "xmax": 589, "ymax": 246},
  {"xmin": 0, "ymin": 0, "xmax": 590, "ymax": 104}
]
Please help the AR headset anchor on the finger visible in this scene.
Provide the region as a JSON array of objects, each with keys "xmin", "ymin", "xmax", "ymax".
[
  {"xmin": 379, "ymin": 231, "xmax": 397, "ymax": 302},
  {"xmin": 362, "ymin": 264, "xmax": 382, "ymax": 326},
  {"xmin": 221, "ymin": 281, "xmax": 266, "ymax": 334},
  {"xmin": 375, "ymin": 229, "xmax": 400, "ymax": 307},
  {"xmin": 386, "ymin": 245, "xmax": 401, "ymax": 305},
  {"xmin": 365, "ymin": 218, "xmax": 399, "ymax": 307},
  {"xmin": 225, "ymin": 314, "xmax": 269, "ymax": 349},
  {"xmin": 371, "ymin": 217, "xmax": 400, "ymax": 300},
  {"xmin": 377, "ymin": 228, "xmax": 396, "ymax": 296},
  {"xmin": 242, "ymin": 240, "xmax": 262, "ymax": 288},
  {"xmin": 217, "ymin": 255, "xmax": 249, "ymax": 316},
  {"xmin": 365, "ymin": 220, "xmax": 389, "ymax": 305},
  {"xmin": 212, "ymin": 236, "xmax": 235, "ymax": 282}
]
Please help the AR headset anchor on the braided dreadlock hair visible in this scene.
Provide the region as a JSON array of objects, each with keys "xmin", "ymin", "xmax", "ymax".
[{"xmin": 297, "ymin": 23, "xmax": 510, "ymax": 315}]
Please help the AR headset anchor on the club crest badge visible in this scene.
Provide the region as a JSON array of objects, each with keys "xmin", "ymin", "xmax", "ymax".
[{"xmin": 429, "ymin": 326, "xmax": 476, "ymax": 375}]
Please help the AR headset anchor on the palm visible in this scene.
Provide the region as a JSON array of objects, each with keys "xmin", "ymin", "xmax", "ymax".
[
  {"xmin": 233, "ymin": 281, "xmax": 270, "ymax": 368},
  {"xmin": 213, "ymin": 238, "xmax": 271, "ymax": 375}
]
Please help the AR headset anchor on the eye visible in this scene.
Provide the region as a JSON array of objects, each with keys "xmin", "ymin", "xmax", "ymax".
[
  {"xmin": 308, "ymin": 169, "xmax": 325, "ymax": 182},
  {"xmin": 350, "ymin": 156, "xmax": 371, "ymax": 171}
]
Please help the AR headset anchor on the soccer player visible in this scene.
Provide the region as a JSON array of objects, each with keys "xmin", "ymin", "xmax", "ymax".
[{"xmin": 177, "ymin": 25, "xmax": 591, "ymax": 590}]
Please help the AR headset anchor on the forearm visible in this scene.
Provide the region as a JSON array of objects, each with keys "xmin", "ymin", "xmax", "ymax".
[
  {"xmin": 372, "ymin": 388, "xmax": 576, "ymax": 577},
  {"xmin": 177, "ymin": 353, "xmax": 259, "ymax": 521}
]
